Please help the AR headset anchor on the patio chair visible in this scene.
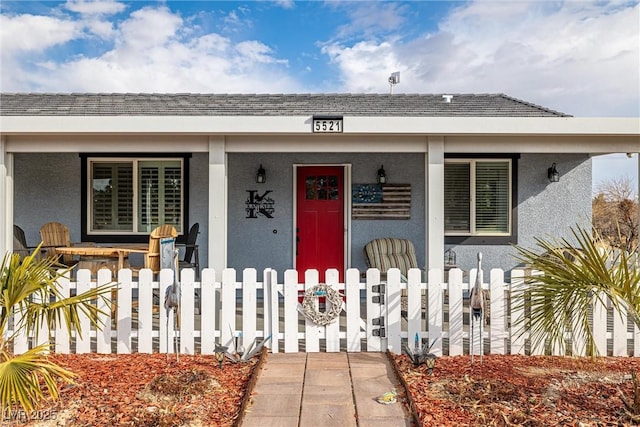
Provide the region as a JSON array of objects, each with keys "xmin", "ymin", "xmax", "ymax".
[
  {"xmin": 131, "ymin": 224, "xmax": 179, "ymax": 275},
  {"xmin": 177, "ymin": 222, "xmax": 200, "ymax": 280},
  {"xmin": 364, "ymin": 238, "xmax": 419, "ymax": 281},
  {"xmin": 40, "ymin": 222, "xmax": 76, "ymax": 266},
  {"xmin": 364, "ymin": 238, "xmax": 422, "ymax": 316},
  {"xmin": 13, "ymin": 225, "xmax": 35, "ymax": 258}
]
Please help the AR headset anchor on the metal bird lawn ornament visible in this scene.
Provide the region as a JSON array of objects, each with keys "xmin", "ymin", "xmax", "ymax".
[
  {"xmin": 469, "ymin": 252, "xmax": 485, "ymax": 364},
  {"xmin": 162, "ymin": 237, "xmax": 180, "ymax": 362}
]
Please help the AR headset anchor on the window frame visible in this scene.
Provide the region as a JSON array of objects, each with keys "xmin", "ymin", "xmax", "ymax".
[
  {"xmin": 80, "ymin": 153, "xmax": 191, "ymax": 244},
  {"xmin": 444, "ymin": 154, "xmax": 519, "ymax": 245}
]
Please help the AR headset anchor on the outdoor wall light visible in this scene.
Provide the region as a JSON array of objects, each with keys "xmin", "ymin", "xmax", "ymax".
[
  {"xmin": 547, "ymin": 163, "xmax": 560, "ymax": 183},
  {"xmin": 377, "ymin": 165, "xmax": 387, "ymax": 184},
  {"xmin": 256, "ymin": 164, "xmax": 266, "ymax": 184}
]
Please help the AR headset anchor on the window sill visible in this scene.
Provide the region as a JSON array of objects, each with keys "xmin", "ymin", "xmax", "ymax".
[{"xmin": 445, "ymin": 235, "xmax": 517, "ymax": 245}]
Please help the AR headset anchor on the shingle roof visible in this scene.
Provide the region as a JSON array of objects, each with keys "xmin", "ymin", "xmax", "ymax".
[{"xmin": 0, "ymin": 93, "xmax": 570, "ymax": 117}]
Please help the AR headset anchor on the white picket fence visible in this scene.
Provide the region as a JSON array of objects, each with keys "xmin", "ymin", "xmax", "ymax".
[{"xmin": 8, "ymin": 266, "xmax": 639, "ymax": 357}]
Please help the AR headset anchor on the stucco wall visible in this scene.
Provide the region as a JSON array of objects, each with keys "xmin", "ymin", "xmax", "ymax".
[
  {"xmin": 13, "ymin": 151, "xmax": 591, "ymax": 278},
  {"xmin": 226, "ymin": 153, "xmax": 426, "ymax": 275},
  {"xmin": 446, "ymin": 153, "xmax": 592, "ymax": 273},
  {"xmin": 13, "ymin": 152, "xmax": 210, "ymax": 269},
  {"xmin": 14, "ymin": 153, "xmax": 83, "ymax": 245}
]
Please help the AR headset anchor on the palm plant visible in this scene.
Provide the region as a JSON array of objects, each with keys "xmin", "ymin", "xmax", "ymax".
[
  {"xmin": 0, "ymin": 247, "xmax": 112, "ymax": 412},
  {"xmin": 512, "ymin": 225, "xmax": 639, "ymax": 357}
]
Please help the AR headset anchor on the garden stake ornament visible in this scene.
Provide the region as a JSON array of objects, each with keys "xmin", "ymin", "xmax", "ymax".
[
  {"xmin": 162, "ymin": 237, "xmax": 180, "ymax": 362},
  {"xmin": 470, "ymin": 252, "xmax": 485, "ymax": 365},
  {"xmin": 220, "ymin": 328, "xmax": 273, "ymax": 364},
  {"xmin": 403, "ymin": 333, "xmax": 438, "ymax": 373}
]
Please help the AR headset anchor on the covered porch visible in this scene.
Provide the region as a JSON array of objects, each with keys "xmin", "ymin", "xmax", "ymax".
[{"xmin": 1, "ymin": 94, "xmax": 639, "ymax": 278}]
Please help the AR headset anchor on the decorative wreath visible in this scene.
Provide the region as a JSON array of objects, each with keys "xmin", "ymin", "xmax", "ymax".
[{"xmin": 300, "ymin": 284, "xmax": 343, "ymax": 326}]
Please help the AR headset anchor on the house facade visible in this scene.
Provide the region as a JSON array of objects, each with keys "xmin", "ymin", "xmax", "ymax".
[{"xmin": 1, "ymin": 93, "xmax": 638, "ymax": 279}]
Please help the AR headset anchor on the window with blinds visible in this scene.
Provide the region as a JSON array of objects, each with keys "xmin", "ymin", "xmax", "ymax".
[
  {"xmin": 444, "ymin": 159, "xmax": 511, "ymax": 235},
  {"xmin": 89, "ymin": 158, "xmax": 183, "ymax": 234}
]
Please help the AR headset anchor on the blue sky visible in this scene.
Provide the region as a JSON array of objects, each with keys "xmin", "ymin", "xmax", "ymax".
[{"xmin": 1, "ymin": 0, "xmax": 638, "ymax": 189}]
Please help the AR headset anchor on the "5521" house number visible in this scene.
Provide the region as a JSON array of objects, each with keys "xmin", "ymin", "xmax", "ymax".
[{"xmin": 312, "ymin": 118, "xmax": 343, "ymax": 133}]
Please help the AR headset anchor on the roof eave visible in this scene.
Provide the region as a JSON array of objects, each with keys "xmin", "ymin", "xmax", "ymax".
[{"xmin": 1, "ymin": 115, "xmax": 638, "ymax": 137}]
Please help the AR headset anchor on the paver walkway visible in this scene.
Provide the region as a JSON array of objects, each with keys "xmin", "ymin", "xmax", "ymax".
[{"xmin": 241, "ymin": 352, "xmax": 413, "ymax": 426}]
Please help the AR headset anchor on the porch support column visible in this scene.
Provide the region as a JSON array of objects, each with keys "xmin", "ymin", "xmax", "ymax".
[
  {"xmin": 208, "ymin": 136, "xmax": 227, "ymax": 281},
  {"xmin": 426, "ymin": 136, "xmax": 445, "ymax": 274},
  {"xmin": 0, "ymin": 136, "xmax": 13, "ymax": 257}
]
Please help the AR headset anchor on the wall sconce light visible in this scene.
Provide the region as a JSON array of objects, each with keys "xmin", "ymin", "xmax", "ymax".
[
  {"xmin": 547, "ymin": 163, "xmax": 559, "ymax": 182},
  {"xmin": 256, "ymin": 164, "xmax": 266, "ymax": 184},
  {"xmin": 377, "ymin": 165, "xmax": 387, "ymax": 184}
]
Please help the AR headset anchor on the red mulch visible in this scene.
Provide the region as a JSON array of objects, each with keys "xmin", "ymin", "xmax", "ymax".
[
  {"xmin": 9, "ymin": 352, "xmax": 640, "ymax": 426},
  {"xmin": 13, "ymin": 353, "xmax": 259, "ymax": 427},
  {"xmin": 390, "ymin": 353, "xmax": 640, "ymax": 426}
]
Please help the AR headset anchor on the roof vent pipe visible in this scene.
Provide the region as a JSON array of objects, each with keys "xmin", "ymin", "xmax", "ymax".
[{"xmin": 442, "ymin": 95, "xmax": 454, "ymax": 103}]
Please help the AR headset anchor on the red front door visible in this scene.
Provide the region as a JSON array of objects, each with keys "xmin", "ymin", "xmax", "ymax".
[{"xmin": 296, "ymin": 166, "xmax": 344, "ymax": 282}]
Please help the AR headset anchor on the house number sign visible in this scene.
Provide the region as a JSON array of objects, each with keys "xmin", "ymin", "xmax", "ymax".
[{"xmin": 312, "ymin": 116, "xmax": 343, "ymax": 133}]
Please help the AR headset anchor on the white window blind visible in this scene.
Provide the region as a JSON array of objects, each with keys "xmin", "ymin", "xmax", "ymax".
[
  {"xmin": 91, "ymin": 163, "xmax": 133, "ymax": 231},
  {"xmin": 89, "ymin": 158, "xmax": 183, "ymax": 234},
  {"xmin": 138, "ymin": 160, "xmax": 182, "ymax": 232},
  {"xmin": 475, "ymin": 162, "xmax": 510, "ymax": 233},
  {"xmin": 444, "ymin": 163, "xmax": 471, "ymax": 232},
  {"xmin": 444, "ymin": 159, "xmax": 511, "ymax": 236}
]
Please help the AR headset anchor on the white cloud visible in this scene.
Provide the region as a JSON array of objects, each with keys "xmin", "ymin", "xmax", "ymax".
[
  {"xmin": 64, "ymin": 0, "xmax": 126, "ymax": 16},
  {"xmin": 274, "ymin": 0, "xmax": 295, "ymax": 9},
  {"xmin": 0, "ymin": 14, "xmax": 80, "ymax": 54},
  {"xmin": 84, "ymin": 18, "xmax": 116, "ymax": 39},
  {"xmin": 322, "ymin": 40, "xmax": 401, "ymax": 92},
  {"xmin": 114, "ymin": 6, "xmax": 183, "ymax": 52},
  {"xmin": 0, "ymin": 4, "xmax": 297, "ymax": 93},
  {"xmin": 323, "ymin": 1, "xmax": 640, "ymax": 116},
  {"xmin": 236, "ymin": 41, "xmax": 288, "ymax": 66},
  {"xmin": 1, "ymin": 0, "xmax": 638, "ymax": 116}
]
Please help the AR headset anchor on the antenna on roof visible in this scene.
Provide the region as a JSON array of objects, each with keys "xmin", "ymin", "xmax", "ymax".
[{"xmin": 388, "ymin": 72, "xmax": 400, "ymax": 94}]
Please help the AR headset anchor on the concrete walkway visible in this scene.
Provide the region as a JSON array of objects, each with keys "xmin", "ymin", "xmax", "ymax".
[{"xmin": 240, "ymin": 352, "xmax": 413, "ymax": 427}]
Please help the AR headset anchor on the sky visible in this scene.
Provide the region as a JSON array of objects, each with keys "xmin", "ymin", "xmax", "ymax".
[{"xmin": 1, "ymin": 0, "xmax": 638, "ymax": 191}]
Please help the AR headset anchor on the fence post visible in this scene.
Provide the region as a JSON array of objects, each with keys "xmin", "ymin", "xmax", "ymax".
[
  {"xmin": 242, "ymin": 268, "xmax": 258, "ymax": 353},
  {"xmin": 262, "ymin": 268, "xmax": 272, "ymax": 350},
  {"xmin": 386, "ymin": 268, "xmax": 402, "ymax": 353},
  {"xmin": 179, "ymin": 268, "xmax": 196, "ymax": 354},
  {"xmin": 137, "ymin": 268, "xmax": 154, "ymax": 353},
  {"xmin": 55, "ymin": 272, "xmax": 71, "ymax": 354},
  {"xmin": 489, "ymin": 269, "xmax": 506, "ymax": 355},
  {"xmin": 158, "ymin": 268, "xmax": 174, "ymax": 354},
  {"xmin": 427, "ymin": 268, "xmax": 443, "ymax": 356},
  {"xmin": 303, "ymin": 269, "xmax": 320, "ymax": 352},
  {"xmin": 284, "ymin": 269, "xmax": 299, "ymax": 353},
  {"xmin": 406, "ymin": 268, "xmax": 422, "ymax": 348},
  {"xmin": 345, "ymin": 268, "xmax": 361, "ymax": 352},
  {"xmin": 366, "ymin": 268, "xmax": 383, "ymax": 352},
  {"xmin": 592, "ymin": 291, "xmax": 608, "ymax": 356},
  {"xmin": 510, "ymin": 269, "xmax": 526, "ymax": 355},
  {"xmin": 267, "ymin": 269, "xmax": 280, "ymax": 353},
  {"xmin": 220, "ymin": 268, "xmax": 237, "ymax": 350},
  {"xmin": 325, "ymin": 268, "xmax": 341, "ymax": 352},
  {"xmin": 448, "ymin": 268, "xmax": 464, "ymax": 356},
  {"xmin": 75, "ymin": 269, "xmax": 92, "ymax": 354},
  {"xmin": 612, "ymin": 302, "xmax": 628, "ymax": 356},
  {"xmin": 199, "ymin": 268, "xmax": 217, "ymax": 354},
  {"xmin": 116, "ymin": 268, "xmax": 132, "ymax": 354},
  {"xmin": 96, "ymin": 268, "xmax": 112, "ymax": 354}
]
